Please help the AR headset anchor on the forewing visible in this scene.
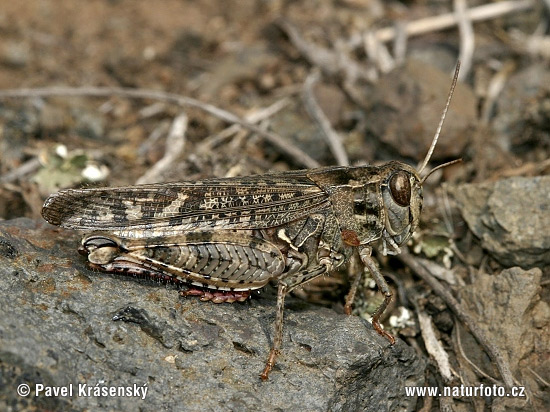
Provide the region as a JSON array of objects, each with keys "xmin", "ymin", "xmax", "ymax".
[{"xmin": 42, "ymin": 172, "xmax": 330, "ymax": 238}]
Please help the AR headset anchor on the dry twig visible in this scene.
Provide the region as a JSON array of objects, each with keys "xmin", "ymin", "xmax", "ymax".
[
  {"xmin": 302, "ymin": 71, "xmax": 349, "ymax": 166},
  {"xmin": 138, "ymin": 121, "xmax": 171, "ymax": 159},
  {"xmin": 348, "ymin": 0, "xmax": 535, "ymax": 45},
  {"xmin": 454, "ymin": 0, "xmax": 475, "ymax": 80},
  {"xmin": 488, "ymin": 158, "xmax": 550, "ymax": 180},
  {"xmin": 480, "ymin": 61, "xmax": 516, "ymax": 126},
  {"xmin": 417, "ymin": 310, "xmax": 453, "ymax": 381},
  {"xmin": 197, "ymin": 98, "xmax": 290, "ymax": 153},
  {"xmin": 455, "ymin": 323, "xmax": 500, "ymax": 384},
  {"xmin": 527, "ymin": 367, "xmax": 550, "ymax": 387},
  {"xmin": 0, "ymin": 87, "xmax": 319, "ymax": 169},
  {"xmin": 363, "ymin": 31, "xmax": 395, "ymax": 74},
  {"xmin": 392, "ymin": 22, "xmax": 408, "ymax": 65},
  {"xmin": 137, "ymin": 113, "xmax": 188, "ymax": 184},
  {"xmin": 0, "ymin": 158, "xmax": 41, "ymax": 184},
  {"xmin": 277, "ymin": 18, "xmax": 377, "ymax": 84}
]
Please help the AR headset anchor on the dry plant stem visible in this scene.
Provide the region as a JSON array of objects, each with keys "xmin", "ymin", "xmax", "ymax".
[
  {"xmin": 383, "ymin": 271, "xmax": 410, "ymax": 307},
  {"xmin": 302, "ymin": 71, "xmax": 349, "ymax": 166},
  {"xmin": 414, "ymin": 256, "xmax": 458, "ymax": 285},
  {"xmin": 0, "ymin": 87, "xmax": 319, "ymax": 169},
  {"xmin": 244, "ymin": 98, "xmax": 291, "ymax": 124},
  {"xmin": 527, "ymin": 367, "xmax": 550, "ymax": 387},
  {"xmin": 138, "ymin": 102, "xmax": 166, "ymax": 118},
  {"xmin": 0, "ymin": 157, "xmax": 41, "ymax": 184},
  {"xmin": 510, "ymin": 28, "xmax": 550, "ymax": 59},
  {"xmin": 417, "ymin": 310, "xmax": 453, "ymax": 381},
  {"xmin": 488, "ymin": 158, "xmax": 550, "ymax": 181},
  {"xmin": 137, "ymin": 113, "xmax": 188, "ymax": 184},
  {"xmin": 438, "ymin": 188, "xmax": 454, "ymax": 237},
  {"xmin": 454, "ymin": 0, "xmax": 474, "ymax": 81},
  {"xmin": 198, "ymin": 98, "xmax": 290, "ymax": 152},
  {"xmin": 480, "ymin": 61, "xmax": 516, "ymax": 126},
  {"xmin": 397, "ymin": 247, "xmax": 515, "ymax": 390},
  {"xmin": 20, "ymin": 181, "xmax": 44, "ymax": 219},
  {"xmin": 348, "ymin": 0, "xmax": 535, "ymax": 46},
  {"xmin": 363, "ymin": 32, "xmax": 395, "ymax": 74},
  {"xmin": 392, "ymin": 22, "xmax": 408, "ymax": 64},
  {"xmin": 276, "ymin": 18, "xmax": 377, "ymax": 84},
  {"xmin": 455, "ymin": 322, "xmax": 500, "ymax": 384},
  {"xmin": 139, "ymin": 121, "xmax": 170, "ymax": 158},
  {"xmin": 449, "ymin": 241, "xmax": 473, "ymax": 268}
]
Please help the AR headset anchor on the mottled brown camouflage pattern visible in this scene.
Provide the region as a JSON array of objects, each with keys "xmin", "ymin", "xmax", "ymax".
[{"xmin": 42, "ymin": 160, "xmax": 424, "ymax": 379}]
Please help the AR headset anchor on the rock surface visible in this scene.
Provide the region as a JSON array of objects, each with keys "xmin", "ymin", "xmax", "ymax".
[
  {"xmin": 365, "ymin": 59, "xmax": 476, "ymax": 161},
  {"xmin": 0, "ymin": 218, "xmax": 425, "ymax": 412},
  {"xmin": 456, "ymin": 266, "xmax": 549, "ymax": 412},
  {"xmin": 452, "ymin": 176, "xmax": 550, "ymax": 268},
  {"xmin": 459, "ymin": 267, "xmax": 544, "ymax": 374}
]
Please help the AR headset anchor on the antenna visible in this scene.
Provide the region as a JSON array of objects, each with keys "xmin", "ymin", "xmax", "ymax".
[
  {"xmin": 420, "ymin": 158, "xmax": 462, "ymax": 185},
  {"xmin": 417, "ymin": 61, "xmax": 461, "ymax": 176}
]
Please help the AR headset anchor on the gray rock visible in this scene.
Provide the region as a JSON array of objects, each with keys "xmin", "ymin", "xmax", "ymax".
[
  {"xmin": 456, "ymin": 267, "xmax": 548, "ymax": 412},
  {"xmin": 452, "ymin": 176, "xmax": 550, "ymax": 268},
  {"xmin": 459, "ymin": 267, "xmax": 543, "ymax": 373},
  {"xmin": 365, "ymin": 59, "xmax": 476, "ymax": 161},
  {"xmin": 492, "ymin": 64, "xmax": 550, "ymax": 153},
  {"xmin": 0, "ymin": 218, "xmax": 425, "ymax": 412}
]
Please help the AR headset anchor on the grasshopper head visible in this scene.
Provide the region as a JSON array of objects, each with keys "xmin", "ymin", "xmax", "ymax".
[{"xmin": 378, "ymin": 162, "xmax": 423, "ymax": 253}]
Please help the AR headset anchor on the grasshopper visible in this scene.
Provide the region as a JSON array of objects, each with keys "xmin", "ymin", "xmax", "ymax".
[{"xmin": 42, "ymin": 63, "xmax": 461, "ymax": 380}]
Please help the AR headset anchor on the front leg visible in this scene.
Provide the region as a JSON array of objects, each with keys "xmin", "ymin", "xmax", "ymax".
[{"xmin": 358, "ymin": 246, "xmax": 395, "ymax": 345}]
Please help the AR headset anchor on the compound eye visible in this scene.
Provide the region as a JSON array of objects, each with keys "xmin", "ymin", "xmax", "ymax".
[{"xmin": 389, "ymin": 171, "xmax": 411, "ymax": 207}]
